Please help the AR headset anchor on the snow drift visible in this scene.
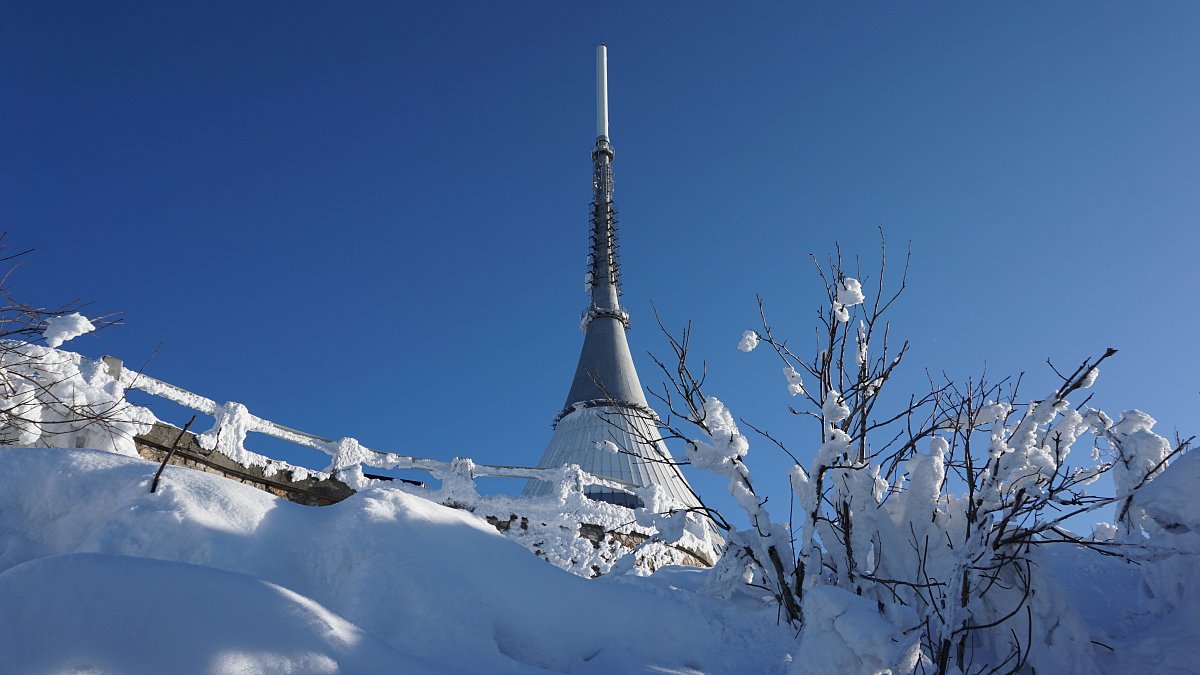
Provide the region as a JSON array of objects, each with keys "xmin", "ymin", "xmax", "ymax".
[
  {"xmin": 0, "ymin": 447, "xmax": 796, "ymax": 674},
  {"xmin": 5, "ymin": 444, "xmax": 1196, "ymax": 674}
]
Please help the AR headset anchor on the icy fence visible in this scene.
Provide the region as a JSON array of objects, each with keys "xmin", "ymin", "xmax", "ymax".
[
  {"xmin": 1, "ymin": 343, "xmax": 718, "ymax": 573},
  {"xmin": 96, "ymin": 353, "xmax": 718, "ymax": 573},
  {"xmin": 100, "ymin": 356, "xmax": 640, "ymax": 495}
]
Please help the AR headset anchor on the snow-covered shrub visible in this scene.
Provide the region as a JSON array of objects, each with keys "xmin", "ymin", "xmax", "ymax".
[
  {"xmin": 0, "ymin": 343, "xmax": 154, "ymax": 455},
  {"xmin": 639, "ymin": 241, "xmax": 1188, "ymax": 674},
  {"xmin": 0, "ymin": 242, "xmax": 153, "ymax": 453}
]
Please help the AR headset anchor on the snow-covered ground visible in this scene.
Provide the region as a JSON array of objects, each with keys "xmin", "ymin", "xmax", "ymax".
[
  {"xmin": 0, "ymin": 447, "xmax": 797, "ymax": 674},
  {"xmin": 2, "ymin": 445, "xmax": 1197, "ymax": 674},
  {"xmin": 3, "ymin": 336, "xmax": 1197, "ymax": 673}
]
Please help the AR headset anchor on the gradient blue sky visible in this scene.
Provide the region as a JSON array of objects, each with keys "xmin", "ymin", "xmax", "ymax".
[{"xmin": 5, "ymin": 3, "xmax": 1198, "ymax": 518}]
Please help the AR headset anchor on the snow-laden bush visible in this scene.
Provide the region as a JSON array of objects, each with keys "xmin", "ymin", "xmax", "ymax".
[
  {"xmin": 633, "ymin": 241, "xmax": 1188, "ymax": 674},
  {"xmin": 0, "ymin": 241, "xmax": 153, "ymax": 453},
  {"xmin": 0, "ymin": 342, "xmax": 154, "ymax": 454}
]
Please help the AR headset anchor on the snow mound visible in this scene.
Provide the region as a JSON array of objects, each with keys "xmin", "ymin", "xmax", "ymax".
[
  {"xmin": 793, "ymin": 585, "xmax": 919, "ymax": 675},
  {"xmin": 0, "ymin": 447, "xmax": 796, "ymax": 673},
  {"xmin": 7, "ymin": 444, "xmax": 1194, "ymax": 673},
  {"xmin": 1137, "ymin": 448, "xmax": 1200, "ymax": 533},
  {"xmin": 0, "ymin": 553, "xmax": 417, "ymax": 675}
]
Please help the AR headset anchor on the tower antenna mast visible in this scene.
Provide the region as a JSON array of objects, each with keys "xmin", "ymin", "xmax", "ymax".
[
  {"xmin": 583, "ymin": 44, "xmax": 623, "ymax": 326},
  {"xmin": 596, "ymin": 43, "xmax": 609, "ymax": 140},
  {"xmin": 524, "ymin": 45, "xmax": 716, "ymax": 548}
]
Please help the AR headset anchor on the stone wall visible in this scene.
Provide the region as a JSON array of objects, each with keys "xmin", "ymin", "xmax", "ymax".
[{"xmin": 134, "ymin": 422, "xmax": 352, "ymax": 506}]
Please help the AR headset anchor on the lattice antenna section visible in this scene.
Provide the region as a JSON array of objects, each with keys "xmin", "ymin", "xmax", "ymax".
[{"xmin": 585, "ymin": 204, "xmax": 621, "ymax": 294}]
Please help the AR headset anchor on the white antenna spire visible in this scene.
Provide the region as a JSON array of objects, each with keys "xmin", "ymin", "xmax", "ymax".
[
  {"xmin": 524, "ymin": 43, "xmax": 722, "ymax": 559},
  {"xmin": 596, "ymin": 44, "xmax": 609, "ymax": 139}
]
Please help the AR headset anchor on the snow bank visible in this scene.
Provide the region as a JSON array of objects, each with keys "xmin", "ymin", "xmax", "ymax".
[
  {"xmin": 1033, "ymin": 452, "xmax": 1200, "ymax": 675},
  {"xmin": 4, "ymin": 443, "xmax": 1194, "ymax": 673},
  {"xmin": 793, "ymin": 585, "xmax": 919, "ymax": 675},
  {"xmin": 0, "ymin": 553, "xmax": 418, "ymax": 674},
  {"xmin": 0, "ymin": 447, "xmax": 796, "ymax": 674},
  {"xmin": 1136, "ymin": 448, "xmax": 1200, "ymax": 534},
  {"xmin": 1045, "ymin": 538, "xmax": 1200, "ymax": 675}
]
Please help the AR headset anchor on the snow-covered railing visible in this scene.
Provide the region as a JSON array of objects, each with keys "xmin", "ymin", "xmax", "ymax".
[
  {"xmin": 3, "ymin": 344, "xmax": 719, "ymax": 575},
  {"xmin": 99, "ymin": 355, "xmax": 727, "ymax": 574},
  {"xmin": 100, "ymin": 355, "xmax": 640, "ymax": 495}
]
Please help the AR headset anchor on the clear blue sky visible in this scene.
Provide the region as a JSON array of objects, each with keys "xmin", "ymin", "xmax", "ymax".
[{"xmin": 4, "ymin": 3, "xmax": 1198, "ymax": 520}]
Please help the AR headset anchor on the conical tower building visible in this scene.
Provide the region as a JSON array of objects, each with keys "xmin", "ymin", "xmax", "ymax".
[{"xmin": 523, "ymin": 46, "xmax": 708, "ymax": 517}]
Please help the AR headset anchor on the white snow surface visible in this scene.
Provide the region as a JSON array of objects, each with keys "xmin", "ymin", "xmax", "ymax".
[
  {"xmin": 2, "ymin": 441, "xmax": 1197, "ymax": 673},
  {"xmin": 41, "ymin": 312, "xmax": 95, "ymax": 348},
  {"xmin": 794, "ymin": 585, "xmax": 919, "ymax": 675},
  {"xmin": 1136, "ymin": 448, "xmax": 1200, "ymax": 534},
  {"xmin": 0, "ymin": 447, "xmax": 797, "ymax": 674},
  {"xmin": 6, "ymin": 338, "xmax": 1195, "ymax": 672},
  {"xmin": 1, "ymin": 553, "xmax": 415, "ymax": 674}
]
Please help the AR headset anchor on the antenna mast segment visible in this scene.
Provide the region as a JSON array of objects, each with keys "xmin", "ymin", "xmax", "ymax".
[
  {"xmin": 596, "ymin": 44, "xmax": 609, "ymax": 139},
  {"xmin": 585, "ymin": 44, "xmax": 622, "ymax": 324}
]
